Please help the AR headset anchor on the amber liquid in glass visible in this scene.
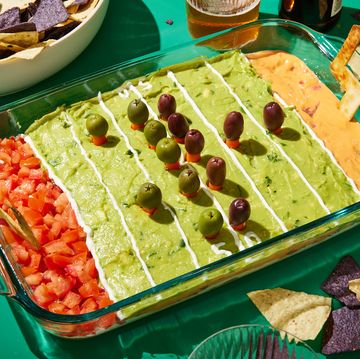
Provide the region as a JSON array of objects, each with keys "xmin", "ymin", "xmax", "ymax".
[{"xmin": 186, "ymin": 0, "xmax": 260, "ymax": 38}]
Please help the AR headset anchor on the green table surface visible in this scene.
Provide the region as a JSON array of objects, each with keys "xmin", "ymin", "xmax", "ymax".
[{"xmin": 0, "ymin": 1, "xmax": 359, "ymax": 358}]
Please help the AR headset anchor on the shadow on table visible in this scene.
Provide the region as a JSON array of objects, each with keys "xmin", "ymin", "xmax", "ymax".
[{"xmin": 0, "ymin": 0, "xmax": 161, "ymax": 107}]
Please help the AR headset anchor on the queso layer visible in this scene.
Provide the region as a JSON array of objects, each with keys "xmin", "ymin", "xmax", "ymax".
[
  {"xmin": 250, "ymin": 51, "xmax": 360, "ymax": 190},
  {"xmin": 26, "ymin": 51, "xmax": 360, "ymax": 302}
]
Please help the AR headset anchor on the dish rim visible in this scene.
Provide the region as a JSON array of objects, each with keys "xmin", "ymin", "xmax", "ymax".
[{"xmin": 0, "ymin": 18, "xmax": 359, "ymax": 326}]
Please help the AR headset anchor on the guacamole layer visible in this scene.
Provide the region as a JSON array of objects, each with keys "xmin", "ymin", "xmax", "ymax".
[{"xmin": 26, "ymin": 51, "xmax": 360, "ymax": 303}]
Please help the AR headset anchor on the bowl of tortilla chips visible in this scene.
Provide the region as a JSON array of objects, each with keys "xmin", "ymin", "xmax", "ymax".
[{"xmin": 0, "ymin": 0, "xmax": 109, "ymax": 95}]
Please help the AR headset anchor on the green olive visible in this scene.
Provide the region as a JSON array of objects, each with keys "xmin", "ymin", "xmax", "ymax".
[
  {"xmin": 179, "ymin": 168, "xmax": 200, "ymax": 195},
  {"xmin": 144, "ymin": 120, "xmax": 167, "ymax": 147},
  {"xmin": 86, "ymin": 114, "xmax": 109, "ymax": 137},
  {"xmin": 127, "ymin": 99, "xmax": 149, "ymax": 125},
  {"xmin": 156, "ymin": 138, "xmax": 181, "ymax": 164},
  {"xmin": 198, "ymin": 208, "xmax": 223, "ymax": 239},
  {"xmin": 136, "ymin": 182, "xmax": 162, "ymax": 210}
]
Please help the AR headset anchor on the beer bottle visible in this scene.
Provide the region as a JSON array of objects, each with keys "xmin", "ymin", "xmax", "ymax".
[{"xmin": 279, "ymin": 0, "xmax": 342, "ymax": 31}]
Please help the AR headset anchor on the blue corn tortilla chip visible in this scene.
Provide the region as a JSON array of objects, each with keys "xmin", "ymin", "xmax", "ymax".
[
  {"xmin": 0, "ymin": 7, "xmax": 21, "ymax": 31},
  {"xmin": 0, "ymin": 22, "xmax": 36, "ymax": 34},
  {"xmin": 72, "ymin": 0, "xmax": 91, "ymax": 5},
  {"xmin": 321, "ymin": 255, "xmax": 360, "ymax": 308},
  {"xmin": 31, "ymin": 0, "xmax": 69, "ymax": 32},
  {"xmin": 322, "ymin": 306, "xmax": 360, "ymax": 355},
  {"xmin": 44, "ymin": 20, "xmax": 80, "ymax": 40}
]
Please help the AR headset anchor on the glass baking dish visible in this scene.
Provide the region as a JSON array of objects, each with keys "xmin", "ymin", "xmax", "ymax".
[{"xmin": 0, "ymin": 19, "xmax": 359, "ymax": 338}]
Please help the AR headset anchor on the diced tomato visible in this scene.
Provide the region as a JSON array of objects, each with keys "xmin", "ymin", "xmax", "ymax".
[
  {"xmin": 25, "ymin": 272, "xmax": 43, "ymax": 286},
  {"xmin": 71, "ymin": 241, "xmax": 88, "ymax": 254},
  {"xmin": 44, "ymin": 254, "xmax": 73, "ymax": 269},
  {"xmin": 79, "ymin": 279, "xmax": 100, "ymax": 299},
  {"xmin": 44, "ymin": 240, "xmax": 74, "ymax": 256},
  {"xmin": 43, "ymin": 269, "xmax": 61, "ymax": 283},
  {"xmin": 28, "ymin": 249, "xmax": 42, "ymax": 269},
  {"xmin": 29, "ymin": 169, "xmax": 43, "ymax": 181},
  {"xmin": 54, "ymin": 193, "xmax": 69, "ymax": 214},
  {"xmin": 67, "ymin": 208, "xmax": 78, "ymax": 229},
  {"xmin": 21, "ymin": 207, "xmax": 43, "ymax": 226},
  {"xmin": 48, "ymin": 184, "xmax": 61, "ymax": 198},
  {"xmin": 33, "ymin": 283, "xmax": 57, "ymax": 307},
  {"xmin": 0, "ymin": 224, "xmax": 18, "ymax": 243},
  {"xmin": 5, "ymin": 176, "xmax": 18, "ymax": 192},
  {"xmin": 20, "ymin": 157, "xmax": 40, "ymax": 169},
  {"xmin": 84, "ymin": 258, "xmax": 97, "ymax": 279},
  {"xmin": 48, "ymin": 302, "xmax": 67, "ymax": 314},
  {"xmin": 96, "ymin": 293, "xmax": 113, "ymax": 309},
  {"xmin": 11, "ymin": 243, "xmax": 29, "ymax": 264},
  {"xmin": 63, "ymin": 291, "xmax": 82, "ymax": 309},
  {"xmin": 43, "ymin": 214, "xmax": 55, "ymax": 227},
  {"xmin": 66, "ymin": 305, "xmax": 80, "ymax": 315},
  {"xmin": 32, "ymin": 225, "xmax": 49, "ymax": 245},
  {"xmin": 28, "ymin": 196, "xmax": 45, "ymax": 213},
  {"xmin": 80, "ymin": 297, "xmax": 97, "ymax": 314},
  {"xmin": 18, "ymin": 179, "xmax": 36, "ymax": 194},
  {"xmin": 48, "ymin": 221, "xmax": 62, "ymax": 241},
  {"xmin": 72, "ymin": 251, "xmax": 88, "ymax": 264},
  {"xmin": 20, "ymin": 143, "xmax": 33, "ymax": 159},
  {"xmin": 0, "ymin": 138, "xmax": 111, "ymax": 319},
  {"xmin": 60, "ymin": 229, "xmax": 79, "ymax": 244},
  {"xmin": 18, "ymin": 166, "xmax": 30, "ymax": 178},
  {"xmin": 97, "ymin": 313, "xmax": 117, "ymax": 329},
  {"xmin": 11, "ymin": 151, "xmax": 21, "ymax": 165},
  {"xmin": 46, "ymin": 275, "xmax": 75, "ymax": 299},
  {"xmin": 54, "ymin": 214, "xmax": 68, "ymax": 229},
  {"xmin": 21, "ymin": 266, "xmax": 38, "ymax": 276},
  {"xmin": 65, "ymin": 260, "xmax": 91, "ymax": 284},
  {"xmin": 0, "ymin": 152, "xmax": 11, "ymax": 164}
]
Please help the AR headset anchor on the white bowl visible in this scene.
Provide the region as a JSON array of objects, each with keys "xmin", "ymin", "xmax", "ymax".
[{"xmin": 0, "ymin": 0, "xmax": 109, "ymax": 96}]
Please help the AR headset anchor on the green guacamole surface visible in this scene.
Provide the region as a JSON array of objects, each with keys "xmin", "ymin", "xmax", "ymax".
[{"xmin": 27, "ymin": 52, "xmax": 360, "ymax": 302}]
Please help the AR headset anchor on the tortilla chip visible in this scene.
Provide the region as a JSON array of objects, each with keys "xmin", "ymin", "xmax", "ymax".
[
  {"xmin": 73, "ymin": 0, "xmax": 92, "ymax": 5},
  {"xmin": 330, "ymin": 25, "xmax": 360, "ymax": 121},
  {"xmin": 64, "ymin": 0, "xmax": 91, "ymax": 13},
  {"xmin": 321, "ymin": 255, "xmax": 360, "ymax": 308},
  {"xmin": 44, "ymin": 21, "xmax": 80, "ymax": 41},
  {"xmin": 0, "ymin": 22, "xmax": 36, "ymax": 33},
  {"xmin": 0, "ymin": 7, "xmax": 20, "ymax": 30},
  {"xmin": 247, "ymin": 288, "xmax": 331, "ymax": 341},
  {"xmin": 322, "ymin": 306, "xmax": 360, "ymax": 355},
  {"xmin": 69, "ymin": 0, "xmax": 99, "ymax": 22},
  {"xmin": 0, "ymin": 41, "xmax": 25, "ymax": 52},
  {"xmin": 349, "ymin": 278, "xmax": 360, "ymax": 301},
  {"xmin": 0, "ymin": 39, "xmax": 55, "ymax": 63},
  {"xmin": 31, "ymin": 0, "xmax": 69, "ymax": 32},
  {"xmin": 0, "ymin": 31, "xmax": 39, "ymax": 47}
]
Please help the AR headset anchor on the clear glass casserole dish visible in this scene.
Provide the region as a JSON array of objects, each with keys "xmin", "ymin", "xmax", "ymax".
[{"xmin": 0, "ymin": 19, "xmax": 359, "ymax": 338}]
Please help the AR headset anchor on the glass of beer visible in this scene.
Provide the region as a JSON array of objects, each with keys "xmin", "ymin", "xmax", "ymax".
[{"xmin": 186, "ymin": 0, "xmax": 261, "ymax": 38}]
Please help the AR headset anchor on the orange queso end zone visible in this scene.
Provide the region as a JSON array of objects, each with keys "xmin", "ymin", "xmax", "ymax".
[
  {"xmin": 0, "ymin": 137, "xmax": 115, "ymax": 335},
  {"xmin": 249, "ymin": 51, "xmax": 360, "ymax": 190}
]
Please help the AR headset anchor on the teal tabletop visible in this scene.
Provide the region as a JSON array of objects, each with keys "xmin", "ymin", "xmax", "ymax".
[{"xmin": 0, "ymin": 1, "xmax": 359, "ymax": 358}]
